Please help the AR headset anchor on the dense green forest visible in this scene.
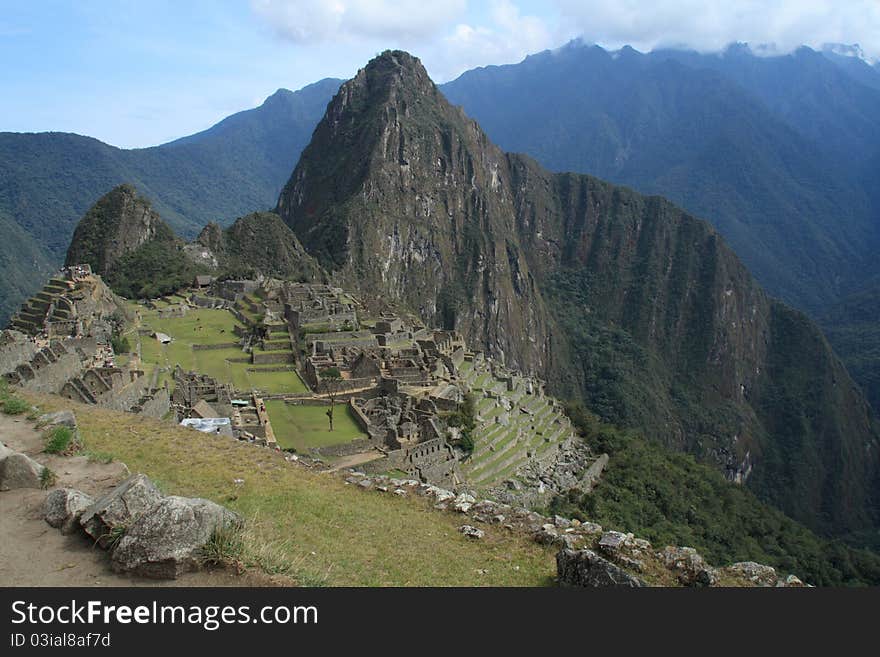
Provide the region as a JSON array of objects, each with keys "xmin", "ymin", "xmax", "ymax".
[{"xmin": 552, "ymin": 404, "xmax": 880, "ymax": 586}]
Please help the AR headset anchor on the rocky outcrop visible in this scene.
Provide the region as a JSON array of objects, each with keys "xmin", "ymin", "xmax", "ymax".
[
  {"xmin": 722, "ymin": 561, "xmax": 780, "ymax": 587},
  {"xmin": 111, "ymin": 496, "xmax": 241, "ymax": 579},
  {"xmin": 79, "ymin": 473, "xmax": 162, "ymax": 548},
  {"xmin": 44, "ymin": 488, "xmax": 94, "ymax": 534},
  {"xmin": 341, "ymin": 468, "xmax": 807, "ymax": 587},
  {"xmin": 37, "ymin": 410, "xmax": 80, "ymax": 445},
  {"xmin": 557, "ymin": 549, "xmax": 646, "ymax": 588},
  {"xmin": 660, "ymin": 546, "xmax": 717, "ymax": 587}
]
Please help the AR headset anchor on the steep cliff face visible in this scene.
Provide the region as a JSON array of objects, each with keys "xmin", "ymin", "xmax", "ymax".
[
  {"xmin": 277, "ymin": 50, "xmax": 880, "ymax": 539},
  {"xmin": 65, "ymin": 184, "xmax": 175, "ymax": 275}
]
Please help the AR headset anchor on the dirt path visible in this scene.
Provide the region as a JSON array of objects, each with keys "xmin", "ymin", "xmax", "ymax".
[
  {"xmin": 325, "ymin": 450, "xmax": 386, "ymax": 472},
  {"xmin": 0, "ymin": 413, "xmax": 273, "ymax": 587}
]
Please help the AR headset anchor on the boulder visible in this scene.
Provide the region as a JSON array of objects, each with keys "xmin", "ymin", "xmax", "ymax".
[
  {"xmin": 44, "ymin": 488, "xmax": 94, "ymax": 534},
  {"xmin": 79, "ymin": 473, "xmax": 162, "ymax": 548},
  {"xmin": 0, "ymin": 452, "xmax": 45, "ymax": 490},
  {"xmin": 660, "ymin": 546, "xmax": 717, "ymax": 587},
  {"xmin": 110, "ymin": 496, "xmax": 242, "ymax": 579},
  {"xmin": 557, "ymin": 549, "xmax": 646, "ymax": 588},
  {"xmin": 37, "ymin": 410, "xmax": 78, "ymax": 431}
]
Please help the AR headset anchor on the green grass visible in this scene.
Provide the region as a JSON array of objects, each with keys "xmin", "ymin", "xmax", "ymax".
[
  {"xmin": 134, "ymin": 304, "xmax": 307, "ymax": 394},
  {"xmin": 25, "ymin": 393, "xmax": 556, "ymax": 586},
  {"xmin": 266, "ymin": 401, "xmax": 366, "ymax": 451},
  {"xmin": 1, "ymin": 397, "xmax": 29, "ymax": 415},
  {"xmin": 44, "ymin": 425, "xmax": 75, "ymax": 454}
]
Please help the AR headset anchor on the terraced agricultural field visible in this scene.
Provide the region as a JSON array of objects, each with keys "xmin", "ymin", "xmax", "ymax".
[
  {"xmin": 456, "ymin": 357, "xmax": 575, "ymax": 488},
  {"xmin": 266, "ymin": 400, "xmax": 367, "ymax": 451},
  {"xmin": 132, "ymin": 303, "xmax": 308, "ymax": 394}
]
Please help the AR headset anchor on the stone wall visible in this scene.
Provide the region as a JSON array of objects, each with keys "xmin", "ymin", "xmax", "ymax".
[
  {"xmin": 132, "ymin": 388, "xmax": 171, "ymax": 419},
  {"xmin": 0, "ymin": 331, "xmax": 38, "ymax": 377},
  {"xmin": 6, "ymin": 341, "xmax": 94, "ymax": 395},
  {"xmin": 252, "ymin": 351, "xmax": 294, "ymax": 365}
]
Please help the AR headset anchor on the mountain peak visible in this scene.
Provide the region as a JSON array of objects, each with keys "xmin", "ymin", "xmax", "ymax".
[
  {"xmin": 65, "ymin": 184, "xmax": 175, "ymax": 276},
  {"xmin": 352, "ymin": 49, "xmax": 436, "ymax": 99}
]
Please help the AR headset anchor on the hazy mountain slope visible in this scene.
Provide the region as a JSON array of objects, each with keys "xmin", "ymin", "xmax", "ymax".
[
  {"xmin": 279, "ymin": 50, "xmax": 880, "ymax": 540},
  {"xmin": 440, "ymin": 43, "xmax": 878, "ymax": 315},
  {"xmin": 0, "ymin": 78, "xmax": 342, "ymax": 324},
  {"xmin": 0, "ymin": 208, "xmax": 53, "ymax": 322}
]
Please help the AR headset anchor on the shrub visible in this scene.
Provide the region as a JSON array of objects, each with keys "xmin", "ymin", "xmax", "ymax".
[{"xmin": 111, "ymin": 333, "xmax": 131, "ymax": 354}]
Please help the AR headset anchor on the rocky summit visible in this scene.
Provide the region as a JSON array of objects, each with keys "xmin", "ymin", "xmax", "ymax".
[{"xmin": 277, "ymin": 50, "xmax": 879, "ymax": 539}]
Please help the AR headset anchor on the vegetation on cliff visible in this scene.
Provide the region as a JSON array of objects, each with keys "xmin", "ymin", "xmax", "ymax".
[
  {"xmin": 199, "ymin": 212, "xmax": 324, "ymax": 282},
  {"xmin": 553, "ymin": 404, "xmax": 880, "ymax": 586},
  {"xmin": 276, "ymin": 50, "xmax": 880, "ymax": 543}
]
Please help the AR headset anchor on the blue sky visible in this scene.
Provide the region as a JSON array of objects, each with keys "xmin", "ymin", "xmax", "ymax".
[{"xmin": 1, "ymin": 1, "xmax": 878, "ymax": 148}]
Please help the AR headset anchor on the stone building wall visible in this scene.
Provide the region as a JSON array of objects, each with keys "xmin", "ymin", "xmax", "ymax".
[{"xmin": 0, "ymin": 331, "xmax": 38, "ymax": 376}]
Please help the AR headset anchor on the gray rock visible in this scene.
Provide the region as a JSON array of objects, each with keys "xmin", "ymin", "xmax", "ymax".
[
  {"xmin": 557, "ymin": 549, "xmax": 646, "ymax": 588},
  {"xmin": 458, "ymin": 525, "xmax": 484, "ymax": 540},
  {"xmin": 0, "ymin": 442, "xmax": 14, "ymax": 464},
  {"xmin": 79, "ymin": 474, "xmax": 163, "ymax": 548},
  {"xmin": 728, "ymin": 561, "xmax": 778, "ymax": 587},
  {"xmin": 37, "ymin": 410, "xmax": 78, "ymax": 431},
  {"xmin": 111, "ymin": 496, "xmax": 241, "ymax": 579},
  {"xmin": 44, "ymin": 488, "xmax": 94, "ymax": 534},
  {"xmin": 777, "ymin": 574, "xmax": 806, "ymax": 587},
  {"xmin": 597, "ymin": 530, "xmax": 627, "ymax": 553},
  {"xmin": 553, "ymin": 515, "xmax": 572, "ymax": 529},
  {"xmin": 0, "ymin": 452, "xmax": 45, "ymax": 490},
  {"xmin": 661, "ymin": 546, "xmax": 717, "ymax": 587}
]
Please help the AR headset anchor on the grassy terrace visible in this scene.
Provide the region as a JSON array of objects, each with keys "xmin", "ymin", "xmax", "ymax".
[
  {"xmin": 23, "ymin": 393, "xmax": 557, "ymax": 586},
  {"xmin": 132, "ymin": 304, "xmax": 307, "ymax": 394},
  {"xmin": 266, "ymin": 401, "xmax": 366, "ymax": 451}
]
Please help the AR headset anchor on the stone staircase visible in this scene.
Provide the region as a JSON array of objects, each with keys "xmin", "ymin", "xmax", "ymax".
[{"xmin": 10, "ymin": 278, "xmax": 72, "ymax": 336}]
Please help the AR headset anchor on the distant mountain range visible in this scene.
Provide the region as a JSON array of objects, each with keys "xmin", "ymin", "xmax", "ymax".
[
  {"xmin": 3, "ymin": 41, "xmax": 880, "ymax": 409},
  {"xmin": 0, "ymin": 78, "xmax": 341, "ymax": 321}
]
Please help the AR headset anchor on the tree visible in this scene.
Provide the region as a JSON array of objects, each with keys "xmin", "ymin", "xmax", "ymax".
[{"xmin": 319, "ymin": 366, "xmax": 342, "ymax": 431}]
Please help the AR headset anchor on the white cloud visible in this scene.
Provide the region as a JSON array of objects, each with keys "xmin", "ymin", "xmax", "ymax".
[
  {"xmin": 251, "ymin": 0, "xmax": 467, "ymax": 44},
  {"xmin": 426, "ymin": 1, "xmax": 561, "ymax": 80},
  {"xmin": 552, "ymin": 0, "xmax": 880, "ymax": 61}
]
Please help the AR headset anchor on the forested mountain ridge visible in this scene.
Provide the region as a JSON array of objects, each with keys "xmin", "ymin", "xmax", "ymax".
[
  {"xmin": 277, "ymin": 50, "xmax": 880, "ymax": 542},
  {"xmin": 0, "ymin": 77, "xmax": 342, "ymax": 323}
]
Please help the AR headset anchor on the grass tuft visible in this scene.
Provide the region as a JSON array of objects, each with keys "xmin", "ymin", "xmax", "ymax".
[
  {"xmin": 2, "ymin": 397, "xmax": 30, "ymax": 415},
  {"xmin": 44, "ymin": 426, "xmax": 76, "ymax": 454},
  {"xmin": 39, "ymin": 466, "xmax": 57, "ymax": 489}
]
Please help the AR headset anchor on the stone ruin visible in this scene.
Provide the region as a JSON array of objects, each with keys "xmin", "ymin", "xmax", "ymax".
[
  {"xmin": 283, "ymin": 283, "xmax": 358, "ymax": 331},
  {"xmin": 8, "ymin": 265, "xmax": 116, "ymax": 342},
  {"xmin": 59, "ymin": 365, "xmax": 169, "ymax": 419},
  {"xmin": 171, "ymin": 365, "xmax": 234, "ymax": 421}
]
